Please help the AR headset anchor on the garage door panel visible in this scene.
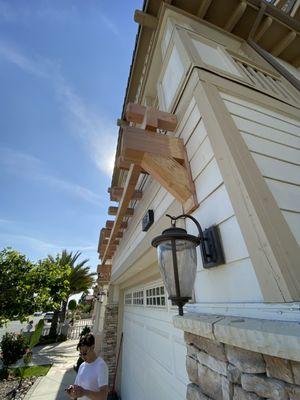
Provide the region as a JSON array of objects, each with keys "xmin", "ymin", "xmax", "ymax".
[
  {"xmin": 144, "ymin": 324, "xmax": 173, "ymax": 372},
  {"xmin": 173, "ymin": 336, "xmax": 189, "ymax": 384},
  {"xmin": 122, "ymin": 283, "xmax": 188, "ymax": 400}
]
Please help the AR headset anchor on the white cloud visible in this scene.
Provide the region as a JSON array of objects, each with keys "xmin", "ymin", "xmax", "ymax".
[
  {"xmin": 100, "ymin": 14, "xmax": 120, "ymax": 38},
  {"xmin": 56, "ymin": 78, "xmax": 117, "ymax": 176},
  {"xmin": 0, "ymin": 39, "xmax": 117, "ymax": 177},
  {"xmin": 0, "ymin": 231, "xmax": 96, "ymax": 259},
  {"xmin": 0, "ymin": 147, "xmax": 103, "ymax": 206}
]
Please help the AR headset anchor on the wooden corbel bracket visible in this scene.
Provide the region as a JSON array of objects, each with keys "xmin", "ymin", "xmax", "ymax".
[{"xmin": 122, "ymin": 103, "xmax": 198, "ymax": 213}]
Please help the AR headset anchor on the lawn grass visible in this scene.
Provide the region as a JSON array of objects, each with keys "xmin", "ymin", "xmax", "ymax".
[{"xmin": 13, "ymin": 364, "xmax": 52, "ymax": 378}]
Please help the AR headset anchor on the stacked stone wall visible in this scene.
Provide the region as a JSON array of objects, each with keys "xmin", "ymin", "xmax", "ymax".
[
  {"xmin": 185, "ymin": 332, "xmax": 300, "ymax": 400},
  {"xmin": 101, "ymin": 303, "xmax": 118, "ymax": 387}
]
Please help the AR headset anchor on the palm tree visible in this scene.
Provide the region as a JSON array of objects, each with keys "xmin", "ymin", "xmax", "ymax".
[{"xmin": 48, "ymin": 250, "xmax": 95, "ymax": 337}]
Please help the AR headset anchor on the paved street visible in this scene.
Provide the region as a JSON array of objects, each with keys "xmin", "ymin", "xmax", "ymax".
[{"xmin": 0, "ymin": 316, "xmax": 47, "ymax": 341}]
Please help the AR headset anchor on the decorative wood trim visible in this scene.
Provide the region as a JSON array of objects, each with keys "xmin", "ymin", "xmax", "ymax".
[
  {"xmin": 102, "ymin": 164, "xmax": 141, "ymax": 264},
  {"xmin": 97, "ymin": 264, "xmax": 112, "ymax": 283},
  {"xmin": 224, "ymin": 0, "xmax": 247, "ymax": 32},
  {"xmin": 197, "ymin": 0, "xmax": 213, "ymax": 18},
  {"xmin": 108, "ymin": 187, "xmax": 143, "ymax": 202},
  {"xmin": 121, "ymin": 126, "xmax": 185, "ymax": 165},
  {"xmin": 134, "ymin": 10, "xmax": 158, "ymax": 30},
  {"xmin": 102, "ymin": 239, "xmax": 119, "ymax": 246},
  {"xmin": 125, "ymin": 102, "xmax": 177, "ymax": 131},
  {"xmin": 121, "ymin": 103, "xmax": 198, "ymax": 213},
  {"xmin": 194, "ymin": 77, "xmax": 300, "ymax": 301},
  {"xmin": 254, "ymin": 15, "xmax": 273, "ymax": 41},
  {"xmin": 108, "ymin": 206, "xmax": 134, "ymax": 216},
  {"xmin": 270, "ymin": 30, "xmax": 297, "ymax": 57},
  {"xmin": 106, "ymin": 220, "xmax": 128, "ymax": 230}
]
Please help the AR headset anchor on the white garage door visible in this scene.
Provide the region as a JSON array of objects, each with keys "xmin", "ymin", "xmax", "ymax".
[{"xmin": 121, "ymin": 281, "xmax": 188, "ymax": 400}]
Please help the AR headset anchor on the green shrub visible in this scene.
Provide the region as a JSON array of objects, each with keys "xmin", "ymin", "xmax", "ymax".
[
  {"xmin": 0, "ymin": 333, "xmax": 27, "ymax": 367},
  {"xmin": 80, "ymin": 326, "xmax": 91, "ymax": 337},
  {"xmin": 0, "ymin": 367, "xmax": 8, "ymax": 380}
]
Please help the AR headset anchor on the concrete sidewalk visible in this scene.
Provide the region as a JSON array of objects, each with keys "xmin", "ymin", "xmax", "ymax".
[{"xmin": 24, "ymin": 340, "xmax": 79, "ymax": 400}]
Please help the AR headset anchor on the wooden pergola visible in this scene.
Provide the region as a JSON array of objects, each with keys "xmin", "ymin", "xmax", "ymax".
[{"xmin": 98, "ymin": 103, "xmax": 198, "ymax": 266}]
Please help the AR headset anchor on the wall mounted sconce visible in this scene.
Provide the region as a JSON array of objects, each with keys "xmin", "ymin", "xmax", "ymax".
[
  {"xmin": 151, "ymin": 214, "xmax": 225, "ymax": 315},
  {"xmin": 94, "ymin": 290, "xmax": 107, "ymax": 303}
]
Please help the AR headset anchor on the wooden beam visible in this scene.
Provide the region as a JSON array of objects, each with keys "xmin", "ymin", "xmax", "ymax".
[
  {"xmin": 292, "ymin": 54, "xmax": 300, "ymax": 68},
  {"xmin": 100, "ymin": 244, "xmax": 117, "ymax": 253},
  {"xmin": 108, "ymin": 187, "xmax": 142, "ymax": 202},
  {"xmin": 120, "ymin": 126, "xmax": 185, "ymax": 165},
  {"xmin": 108, "ymin": 206, "xmax": 134, "ymax": 216},
  {"xmin": 116, "ymin": 156, "xmax": 147, "ymax": 174},
  {"xmin": 102, "ymin": 164, "xmax": 141, "ymax": 263},
  {"xmin": 134, "ymin": 10, "xmax": 158, "ymax": 29},
  {"xmin": 102, "ymin": 239, "xmax": 119, "ymax": 245},
  {"xmin": 125, "ymin": 103, "xmax": 145, "ymax": 124},
  {"xmin": 106, "ymin": 220, "xmax": 128, "ymax": 229},
  {"xmin": 102, "ymin": 228, "xmax": 123, "ymax": 239},
  {"xmin": 197, "ymin": 0, "xmax": 213, "ymax": 18},
  {"xmin": 254, "ymin": 16, "xmax": 273, "ymax": 42},
  {"xmin": 125, "ymin": 103, "xmax": 177, "ymax": 132},
  {"xmin": 141, "ymin": 153, "xmax": 197, "ymax": 213},
  {"xmin": 224, "ymin": 0, "xmax": 247, "ymax": 32},
  {"xmin": 271, "ymin": 30, "xmax": 297, "ymax": 57}
]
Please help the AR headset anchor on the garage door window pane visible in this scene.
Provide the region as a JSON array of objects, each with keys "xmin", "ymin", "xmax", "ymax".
[{"xmin": 146, "ymin": 285, "xmax": 166, "ymax": 308}]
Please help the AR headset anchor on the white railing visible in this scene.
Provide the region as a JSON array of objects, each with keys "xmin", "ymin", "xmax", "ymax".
[
  {"xmin": 41, "ymin": 319, "xmax": 93, "ymax": 340},
  {"xmin": 234, "ymin": 58, "xmax": 299, "ymax": 104}
]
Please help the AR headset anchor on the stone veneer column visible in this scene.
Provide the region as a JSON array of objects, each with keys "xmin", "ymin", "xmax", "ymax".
[
  {"xmin": 173, "ymin": 314, "xmax": 300, "ymax": 400},
  {"xmin": 101, "ymin": 303, "xmax": 119, "ymax": 387}
]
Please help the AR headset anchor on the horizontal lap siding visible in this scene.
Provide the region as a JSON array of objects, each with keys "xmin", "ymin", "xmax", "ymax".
[
  {"xmin": 222, "ymin": 93, "xmax": 300, "ymax": 245},
  {"xmin": 180, "ymin": 97, "xmax": 262, "ymax": 302}
]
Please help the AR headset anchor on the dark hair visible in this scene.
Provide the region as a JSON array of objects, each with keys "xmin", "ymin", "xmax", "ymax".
[{"xmin": 77, "ymin": 333, "xmax": 95, "ymax": 350}]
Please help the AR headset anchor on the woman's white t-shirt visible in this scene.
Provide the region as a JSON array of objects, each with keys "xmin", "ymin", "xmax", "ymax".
[{"xmin": 75, "ymin": 357, "xmax": 108, "ymax": 400}]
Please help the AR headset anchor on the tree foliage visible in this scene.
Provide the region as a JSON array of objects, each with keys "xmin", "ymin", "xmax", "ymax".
[
  {"xmin": 68, "ymin": 299, "xmax": 77, "ymax": 312},
  {"xmin": 0, "ymin": 248, "xmax": 37, "ymax": 325},
  {"xmin": 0, "ymin": 248, "xmax": 70, "ymax": 327}
]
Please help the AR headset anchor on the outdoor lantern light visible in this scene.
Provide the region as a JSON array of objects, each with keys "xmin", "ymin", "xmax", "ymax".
[
  {"xmin": 98, "ymin": 290, "xmax": 106, "ymax": 303},
  {"xmin": 151, "ymin": 214, "xmax": 225, "ymax": 316},
  {"xmin": 94, "ymin": 290, "xmax": 106, "ymax": 303}
]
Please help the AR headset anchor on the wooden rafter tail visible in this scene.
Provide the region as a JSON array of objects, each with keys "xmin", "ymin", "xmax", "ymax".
[
  {"xmin": 97, "ymin": 228, "xmax": 106, "ymax": 254},
  {"xmin": 102, "ymin": 239, "xmax": 119, "ymax": 245},
  {"xmin": 108, "ymin": 206, "xmax": 134, "ymax": 216},
  {"xmin": 108, "ymin": 187, "xmax": 143, "ymax": 202},
  {"xmin": 125, "ymin": 102, "xmax": 177, "ymax": 132},
  {"xmin": 106, "ymin": 220, "xmax": 128, "ymax": 230},
  {"xmin": 102, "ymin": 164, "xmax": 141, "ymax": 263},
  {"xmin": 125, "ymin": 102, "xmax": 145, "ymax": 124},
  {"xmin": 121, "ymin": 126, "xmax": 185, "ymax": 165},
  {"xmin": 141, "ymin": 152, "xmax": 198, "ymax": 213},
  {"xmin": 100, "ymin": 244, "xmax": 117, "ymax": 253},
  {"xmin": 224, "ymin": 0, "xmax": 247, "ymax": 32},
  {"xmin": 116, "ymin": 156, "xmax": 148, "ymax": 174}
]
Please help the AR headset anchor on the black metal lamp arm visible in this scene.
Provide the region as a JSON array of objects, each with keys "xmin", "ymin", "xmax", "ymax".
[{"xmin": 166, "ymin": 214, "xmax": 205, "ymax": 242}]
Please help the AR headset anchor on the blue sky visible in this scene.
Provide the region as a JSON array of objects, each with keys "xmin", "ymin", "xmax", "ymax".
[{"xmin": 0, "ymin": 0, "xmax": 142, "ymax": 273}]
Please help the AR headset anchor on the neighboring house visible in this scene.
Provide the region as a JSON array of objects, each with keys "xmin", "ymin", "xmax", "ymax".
[{"xmin": 95, "ymin": 1, "xmax": 300, "ymax": 399}]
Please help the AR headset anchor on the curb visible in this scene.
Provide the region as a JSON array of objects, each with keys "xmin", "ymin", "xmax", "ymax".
[{"xmin": 23, "ymin": 376, "xmax": 44, "ymax": 399}]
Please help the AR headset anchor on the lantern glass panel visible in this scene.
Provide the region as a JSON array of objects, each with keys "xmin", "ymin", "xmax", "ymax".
[{"xmin": 157, "ymin": 239, "xmax": 198, "ymax": 299}]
